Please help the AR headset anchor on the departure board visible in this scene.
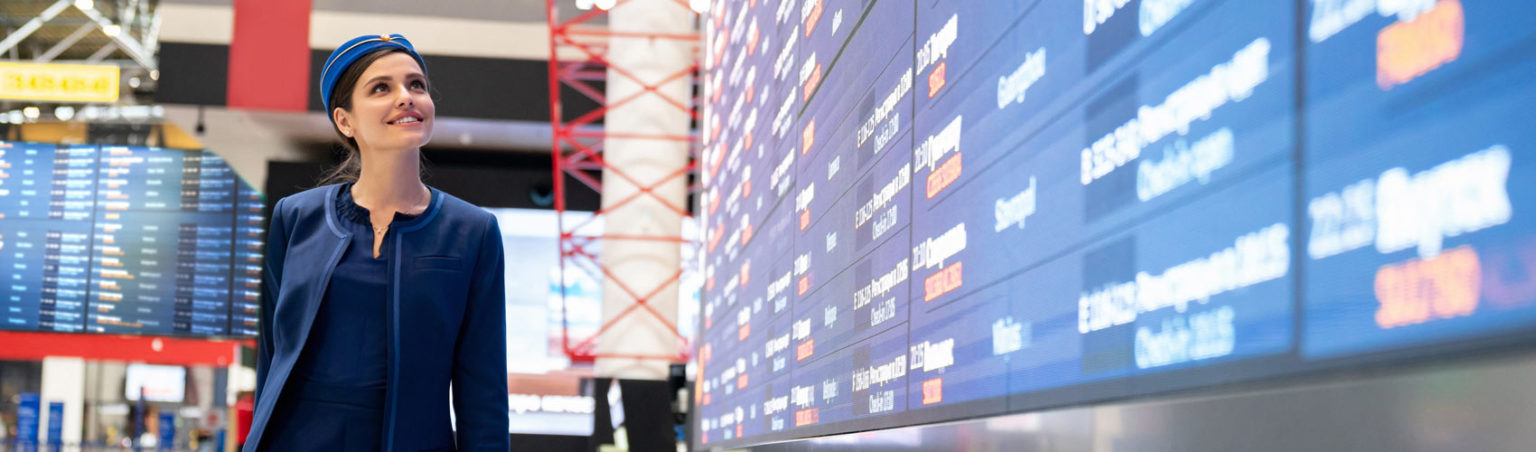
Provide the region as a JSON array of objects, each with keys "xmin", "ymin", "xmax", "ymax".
[
  {"xmin": 693, "ymin": 0, "xmax": 1536, "ymax": 448},
  {"xmin": 233, "ymin": 185, "xmax": 266, "ymax": 337},
  {"xmin": 0, "ymin": 141, "xmax": 265, "ymax": 337}
]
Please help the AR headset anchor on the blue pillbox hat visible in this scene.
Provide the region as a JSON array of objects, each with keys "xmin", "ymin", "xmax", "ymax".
[{"xmin": 319, "ymin": 33, "xmax": 428, "ymax": 119}]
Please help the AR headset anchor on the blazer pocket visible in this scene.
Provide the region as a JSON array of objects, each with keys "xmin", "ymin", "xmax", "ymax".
[{"xmin": 414, "ymin": 255, "xmax": 463, "ymax": 271}]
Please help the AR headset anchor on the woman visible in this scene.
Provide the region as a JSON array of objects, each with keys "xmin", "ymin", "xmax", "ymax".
[{"xmin": 244, "ymin": 34, "xmax": 509, "ymax": 451}]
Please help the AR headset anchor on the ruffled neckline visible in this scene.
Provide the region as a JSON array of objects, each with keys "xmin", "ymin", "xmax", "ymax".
[{"xmin": 335, "ymin": 182, "xmax": 423, "ymax": 227}]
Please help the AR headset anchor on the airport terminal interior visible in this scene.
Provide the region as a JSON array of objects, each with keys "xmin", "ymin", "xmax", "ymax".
[{"xmin": 3, "ymin": 0, "xmax": 1536, "ymax": 450}]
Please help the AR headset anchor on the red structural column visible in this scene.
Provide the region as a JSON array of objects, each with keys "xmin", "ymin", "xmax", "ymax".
[{"xmin": 227, "ymin": 0, "xmax": 312, "ymax": 111}]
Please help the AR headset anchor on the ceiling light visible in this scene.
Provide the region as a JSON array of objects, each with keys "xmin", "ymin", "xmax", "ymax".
[
  {"xmin": 129, "ymin": 77, "xmax": 141, "ymax": 89},
  {"xmin": 149, "ymin": 70, "xmax": 159, "ymax": 81},
  {"xmin": 74, "ymin": 0, "xmax": 93, "ymax": 11},
  {"xmin": 23, "ymin": 106, "xmax": 41, "ymax": 120},
  {"xmin": 55, "ymin": 106, "xmax": 76, "ymax": 121},
  {"xmin": 690, "ymin": 0, "xmax": 709, "ymax": 14},
  {"xmin": 574, "ymin": 0, "xmax": 595, "ymax": 10},
  {"xmin": 594, "ymin": 0, "xmax": 617, "ymax": 10},
  {"xmin": 103, "ymin": 24, "xmax": 121, "ymax": 37}
]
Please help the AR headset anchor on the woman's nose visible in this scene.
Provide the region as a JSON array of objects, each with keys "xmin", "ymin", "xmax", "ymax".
[{"xmin": 396, "ymin": 86, "xmax": 414, "ymax": 107}]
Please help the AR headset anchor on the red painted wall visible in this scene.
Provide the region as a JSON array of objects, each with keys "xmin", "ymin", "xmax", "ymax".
[{"xmin": 0, "ymin": 331, "xmax": 244, "ymax": 366}]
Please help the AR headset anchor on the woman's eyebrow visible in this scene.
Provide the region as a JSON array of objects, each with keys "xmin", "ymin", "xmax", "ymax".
[{"xmin": 362, "ymin": 72, "xmax": 424, "ymax": 86}]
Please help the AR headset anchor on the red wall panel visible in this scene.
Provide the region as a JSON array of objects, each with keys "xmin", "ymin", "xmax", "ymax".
[{"xmin": 227, "ymin": 0, "xmax": 312, "ymax": 111}]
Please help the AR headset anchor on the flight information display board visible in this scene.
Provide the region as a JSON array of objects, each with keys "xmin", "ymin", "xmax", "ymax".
[
  {"xmin": 693, "ymin": 0, "xmax": 1536, "ymax": 448},
  {"xmin": 0, "ymin": 141, "xmax": 265, "ymax": 337}
]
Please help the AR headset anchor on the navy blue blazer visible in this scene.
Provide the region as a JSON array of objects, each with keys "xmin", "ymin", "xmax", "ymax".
[{"xmin": 245, "ymin": 184, "xmax": 509, "ymax": 451}]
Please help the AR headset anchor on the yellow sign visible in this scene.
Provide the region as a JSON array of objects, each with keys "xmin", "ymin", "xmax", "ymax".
[{"xmin": 0, "ymin": 61, "xmax": 120, "ymax": 103}]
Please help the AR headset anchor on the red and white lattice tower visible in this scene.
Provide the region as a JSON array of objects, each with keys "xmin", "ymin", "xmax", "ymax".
[{"xmin": 546, "ymin": 0, "xmax": 703, "ymax": 375}]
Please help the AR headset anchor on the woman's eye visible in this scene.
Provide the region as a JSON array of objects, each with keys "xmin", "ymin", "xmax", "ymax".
[
  {"xmin": 372, "ymin": 83, "xmax": 388, "ymax": 94},
  {"xmin": 410, "ymin": 80, "xmax": 426, "ymax": 90}
]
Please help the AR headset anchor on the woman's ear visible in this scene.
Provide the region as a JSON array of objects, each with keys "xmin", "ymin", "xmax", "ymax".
[{"xmin": 333, "ymin": 107, "xmax": 354, "ymax": 137}]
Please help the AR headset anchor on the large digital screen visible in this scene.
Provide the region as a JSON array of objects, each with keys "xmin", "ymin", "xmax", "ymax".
[
  {"xmin": 693, "ymin": 0, "xmax": 1536, "ymax": 448},
  {"xmin": 488, "ymin": 207, "xmax": 604, "ymax": 375},
  {"xmin": 124, "ymin": 363, "xmax": 188, "ymax": 403},
  {"xmin": 0, "ymin": 141, "xmax": 265, "ymax": 337},
  {"xmin": 487, "ymin": 207, "xmax": 699, "ymax": 435}
]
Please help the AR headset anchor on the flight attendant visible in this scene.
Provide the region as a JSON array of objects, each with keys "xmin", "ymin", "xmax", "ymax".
[{"xmin": 243, "ymin": 34, "xmax": 510, "ymax": 451}]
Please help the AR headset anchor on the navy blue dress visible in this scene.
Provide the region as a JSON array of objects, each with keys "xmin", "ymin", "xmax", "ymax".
[{"xmin": 260, "ymin": 183, "xmax": 420, "ymax": 451}]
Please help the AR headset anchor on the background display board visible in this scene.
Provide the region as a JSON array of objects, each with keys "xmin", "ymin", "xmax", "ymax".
[
  {"xmin": 693, "ymin": 0, "xmax": 1536, "ymax": 448},
  {"xmin": 0, "ymin": 141, "xmax": 265, "ymax": 337}
]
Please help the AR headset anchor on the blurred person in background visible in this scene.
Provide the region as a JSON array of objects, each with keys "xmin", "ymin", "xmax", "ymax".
[
  {"xmin": 242, "ymin": 34, "xmax": 509, "ymax": 452},
  {"xmin": 234, "ymin": 391, "xmax": 252, "ymax": 450}
]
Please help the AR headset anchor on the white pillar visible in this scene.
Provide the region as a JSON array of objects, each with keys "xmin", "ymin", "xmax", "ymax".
[
  {"xmin": 39, "ymin": 356, "xmax": 85, "ymax": 448},
  {"xmin": 595, "ymin": 0, "xmax": 696, "ymax": 380}
]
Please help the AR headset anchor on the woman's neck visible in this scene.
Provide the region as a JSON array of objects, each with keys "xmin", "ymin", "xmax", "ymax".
[{"xmin": 352, "ymin": 146, "xmax": 428, "ymax": 214}]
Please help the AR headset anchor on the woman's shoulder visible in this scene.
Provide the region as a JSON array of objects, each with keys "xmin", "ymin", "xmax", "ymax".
[
  {"xmin": 270, "ymin": 184, "xmax": 344, "ymax": 219},
  {"xmin": 427, "ymin": 189, "xmax": 497, "ymax": 233},
  {"xmin": 430, "ymin": 188, "xmax": 497, "ymax": 226}
]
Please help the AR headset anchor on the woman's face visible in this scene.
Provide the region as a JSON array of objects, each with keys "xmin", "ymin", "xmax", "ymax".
[{"xmin": 335, "ymin": 52, "xmax": 434, "ymax": 152}]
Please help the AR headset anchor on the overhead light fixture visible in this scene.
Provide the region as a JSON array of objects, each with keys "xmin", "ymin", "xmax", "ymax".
[
  {"xmin": 74, "ymin": 0, "xmax": 92, "ymax": 11},
  {"xmin": 129, "ymin": 77, "xmax": 141, "ymax": 89},
  {"xmin": 55, "ymin": 106, "xmax": 76, "ymax": 121},
  {"xmin": 103, "ymin": 24, "xmax": 121, "ymax": 37},
  {"xmin": 149, "ymin": 70, "xmax": 159, "ymax": 81},
  {"xmin": 8, "ymin": 111, "xmax": 23, "ymax": 123},
  {"xmin": 594, "ymin": 0, "xmax": 617, "ymax": 10},
  {"xmin": 23, "ymin": 106, "xmax": 41, "ymax": 120},
  {"xmin": 690, "ymin": 0, "xmax": 709, "ymax": 14},
  {"xmin": 575, "ymin": 0, "xmax": 595, "ymax": 10}
]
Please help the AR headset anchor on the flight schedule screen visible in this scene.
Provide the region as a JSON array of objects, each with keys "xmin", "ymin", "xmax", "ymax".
[
  {"xmin": 0, "ymin": 141, "xmax": 265, "ymax": 337},
  {"xmin": 693, "ymin": 0, "xmax": 1536, "ymax": 448}
]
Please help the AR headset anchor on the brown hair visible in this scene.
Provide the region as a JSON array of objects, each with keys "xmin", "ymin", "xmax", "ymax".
[{"xmin": 317, "ymin": 47, "xmax": 432, "ymax": 186}]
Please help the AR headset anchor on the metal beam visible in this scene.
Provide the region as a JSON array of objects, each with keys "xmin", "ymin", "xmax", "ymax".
[
  {"xmin": 45, "ymin": 59, "xmax": 134, "ymax": 65},
  {"xmin": 125, "ymin": 0, "xmax": 142, "ymax": 25},
  {"xmin": 0, "ymin": 0, "xmax": 72, "ymax": 56},
  {"xmin": 75, "ymin": 5, "xmax": 156, "ymax": 70},
  {"xmin": 145, "ymin": 9, "xmax": 161, "ymax": 55},
  {"xmin": 1, "ymin": 18, "xmax": 153, "ymax": 27},
  {"xmin": 86, "ymin": 42, "xmax": 118, "ymax": 63},
  {"xmin": 34, "ymin": 23, "xmax": 97, "ymax": 63}
]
